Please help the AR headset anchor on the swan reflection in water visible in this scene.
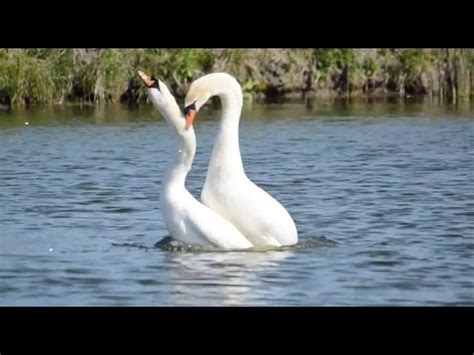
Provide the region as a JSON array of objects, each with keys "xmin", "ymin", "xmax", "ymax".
[{"xmin": 162, "ymin": 248, "xmax": 293, "ymax": 305}]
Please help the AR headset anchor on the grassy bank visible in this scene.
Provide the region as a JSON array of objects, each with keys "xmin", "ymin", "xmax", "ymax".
[{"xmin": 0, "ymin": 49, "xmax": 472, "ymax": 107}]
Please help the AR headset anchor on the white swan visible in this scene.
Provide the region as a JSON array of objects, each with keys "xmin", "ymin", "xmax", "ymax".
[
  {"xmin": 183, "ymin": 73, "xmax": 298, "ymax": 247},
  {"xmin": 138, "ymin": 71, "xmax": 252, "ymax": 250}
]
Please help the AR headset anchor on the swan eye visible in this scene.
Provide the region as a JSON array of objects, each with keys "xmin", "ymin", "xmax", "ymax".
[
  {"xmin": 184, "ymin": 101, "xmax": 196, "ymax": 115},
  {"xmin": 150, "ymin": 77, "xmax": 160, "ymax": 91}
]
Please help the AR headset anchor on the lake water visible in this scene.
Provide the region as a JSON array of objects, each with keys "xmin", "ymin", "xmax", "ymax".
[{"xmin": 0, "ymin": 99, "xmax": 473, "ymax": 305}]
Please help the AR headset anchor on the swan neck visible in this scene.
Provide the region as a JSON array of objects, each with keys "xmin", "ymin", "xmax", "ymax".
[
  {"xmin": 209, "ymin": 90, "xmax": 244, "ymax": 175},
  {"xmin": 163, "ymin": 131, "xmax": 196, "ymax": 189}
]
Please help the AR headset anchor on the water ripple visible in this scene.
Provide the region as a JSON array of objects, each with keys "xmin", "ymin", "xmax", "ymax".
[{"xmin": 0, "ymin": 106, "xmax": 473, "ymax": 305}]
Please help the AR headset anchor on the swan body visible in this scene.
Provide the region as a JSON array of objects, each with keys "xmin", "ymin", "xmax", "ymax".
[
  {"xmin": 139, "ymin": 71, "xmax": 252, "ymax": 250},
  {"xmin": 184, "ymin": 73, "xmax": 298, "ymax": 247}
]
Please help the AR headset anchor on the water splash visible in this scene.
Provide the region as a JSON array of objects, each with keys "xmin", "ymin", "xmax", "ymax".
[
  {"xmin": 110, "ymin": 235, "xmax": 337, "ymax": 252},
  {"xmin": 154, "ymin": 237, "xmax": 230, "ymax": 252},
  {"xmin": 110, "ymin": 241, "xmax": 153, "ymax": 251},
  {"xmin": 153, "ymin": 235, "xmax": 337, "ymax": 253}
]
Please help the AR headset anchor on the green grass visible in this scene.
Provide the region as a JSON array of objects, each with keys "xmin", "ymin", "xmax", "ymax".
[{"xmin": 0, "ymin": 49, "xmax": 472, "ymax": 107}]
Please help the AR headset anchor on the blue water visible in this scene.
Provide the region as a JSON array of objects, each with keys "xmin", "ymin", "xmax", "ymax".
[{"xmin": 0, "ymin": 101, "xmax": 473, "ymax": 305}]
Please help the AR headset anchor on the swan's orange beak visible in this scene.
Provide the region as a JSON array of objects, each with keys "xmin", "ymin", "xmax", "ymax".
[
  {"xmin": 138, "ymin": 70, "xmax": 154, "ymax": 88},
  {"xmin": 184, "ymin": 107, "xmax": 196, "ymax": 130}
]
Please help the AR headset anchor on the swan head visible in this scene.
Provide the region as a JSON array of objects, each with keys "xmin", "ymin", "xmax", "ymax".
[
  {"xmin": 138, "ymin": 71, "xmax": 188, "ymax": 133},
  {"xmin": 184, "ymin": 73, "xmax": 242, "ymax": 129},
  {"xmin": 138, "ymin": 70, "xmax": 171, "ymax": 105}
]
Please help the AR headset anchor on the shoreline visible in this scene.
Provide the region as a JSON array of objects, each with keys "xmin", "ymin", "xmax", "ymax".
[
  {"xmin": 1, "ymin": 49, "xmax": 472, "ymax": 108},
  {"xmin": 1, "ymin": 94, "xmax": 472, "ymax": 114}
]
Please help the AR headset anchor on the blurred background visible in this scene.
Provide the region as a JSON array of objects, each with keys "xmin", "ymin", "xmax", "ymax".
[{"xmin": 0, "ymin": 48, "xmax": 472, "ymax": 107}]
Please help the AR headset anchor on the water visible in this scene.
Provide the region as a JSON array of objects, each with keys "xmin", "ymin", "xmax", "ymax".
[{"xmin": 1, "ymin": 99, "xmax": 473, "ymax": 305}]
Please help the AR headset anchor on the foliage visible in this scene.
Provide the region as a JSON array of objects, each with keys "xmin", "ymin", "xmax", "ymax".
[{"xmin": 0, "ymin": 48, "xmax": 472, "ymax": 107}]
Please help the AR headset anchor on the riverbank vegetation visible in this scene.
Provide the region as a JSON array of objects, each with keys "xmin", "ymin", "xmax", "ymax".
[{"xmin": 0, "ymin": 49, "xmax": 472, "ymax": 107}]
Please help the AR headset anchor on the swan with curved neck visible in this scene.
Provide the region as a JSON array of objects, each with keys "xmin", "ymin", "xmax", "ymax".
[
  {"xmin": 138, "ymin": 71, "xmax": 252, "ymax": 250},
  {"xmin": 184, "ymin": 73, "xmax": 298, "ymax": 247}
]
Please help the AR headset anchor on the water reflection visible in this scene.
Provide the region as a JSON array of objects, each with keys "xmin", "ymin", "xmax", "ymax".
[
  {"xmin": 0, "ymin": 101, "xmax": 472, "ymax": 305},
  {"xmin": 164, "ymin": 250, "xmax": 293, "ymax": 305}
]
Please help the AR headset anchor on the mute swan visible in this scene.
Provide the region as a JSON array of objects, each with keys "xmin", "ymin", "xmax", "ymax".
[
  {"xmin": 183, "ymin": 73, "xmax": 298, "ymax": 247},
  {"xmin": 138, "ymin": 71, "xmax": 252, "ymax": 250}
]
